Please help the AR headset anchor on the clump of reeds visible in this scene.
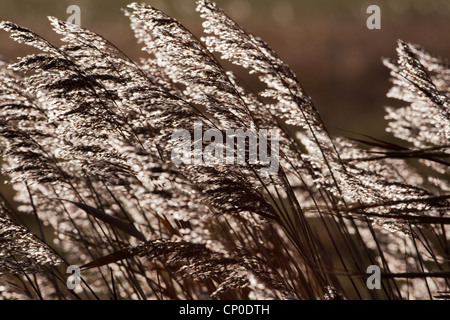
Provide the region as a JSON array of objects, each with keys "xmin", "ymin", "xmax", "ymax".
[{"xmin": 0, "ymin": 1, "xmax": 448, "ymax": 300}]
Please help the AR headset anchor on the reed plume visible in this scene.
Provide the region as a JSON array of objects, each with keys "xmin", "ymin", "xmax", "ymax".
[{"xmin": 0, "ymin": 1, "xmax": 448, "ymax": 300}]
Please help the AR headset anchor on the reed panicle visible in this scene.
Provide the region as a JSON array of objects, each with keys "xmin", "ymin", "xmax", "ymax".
[{"xmin": 0, "ymin": 1, "xmax": 448, "ymax": 300}]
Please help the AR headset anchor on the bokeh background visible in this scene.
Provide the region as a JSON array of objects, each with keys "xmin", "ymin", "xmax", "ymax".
[{"xmin": 1, "ymin": 0, "xmax": 450, "ymax": 137}]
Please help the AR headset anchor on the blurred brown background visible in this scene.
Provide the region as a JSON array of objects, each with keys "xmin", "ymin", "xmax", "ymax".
[{"xmin": 0, "ymin": 0, "xmax": 449, "ymax": 138}]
